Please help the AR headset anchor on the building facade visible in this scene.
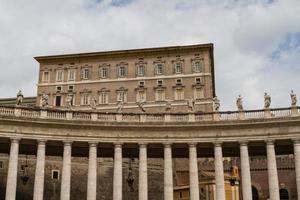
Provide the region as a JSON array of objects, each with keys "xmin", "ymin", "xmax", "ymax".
[{"xmin": 35, "ymin": 44, "xmax": 215, "ymax": 113}]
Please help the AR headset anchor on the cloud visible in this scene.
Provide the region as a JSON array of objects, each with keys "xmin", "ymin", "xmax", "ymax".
[{"xmin": 0, "ymin": 0, "xmax": 299, "ymax": 110}]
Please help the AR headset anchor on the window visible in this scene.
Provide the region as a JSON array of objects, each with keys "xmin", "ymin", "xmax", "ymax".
[
  {"xmin": 56, "ymin": 86, "xmax": 62, "ymax": 92},
  {"xmin": 138, "ymin": 81, "xmax": 145, "ymax": 87},
  {"xmin": 51, "ymin": 170, "xmax": 60, "ymax": 180},
  {"xmin": 55, "ymin": 96, "xmax": 61, "ymax": 106},
  {"xmin": 137, "ymin": 65, "xmax": 145, "ymax": 76},
  {"xmin": 99, "ymin": 67, "xmax": 109, "ymax": 79},
  {"xmin": 176, "ymin": 79, "xmax": 182, "ymax": 85},
  {"xmin": 195, "ymin": 77, "xmax": 202, "ymax": 84},
  {"xmin": 174, "ymin": 88, "xmax": 184, "ymax": 100},
  {"xmin": 68, "ymin": 69, "xmax": 76, "ymax": 81},
  {"xmin": 68, "ymin": 85, "xmax": 74, "ymax": 92},
  {"xmin": 0, "ymin": 161, "xmax": 3, "ymax": 169},
  {"xmin": 136, "ymin": 90, "xmax": 146, "ymax": 102},
  {"xmin": 155, "ymin": 90, "xmax": 165, "ymax": 101},
  {"xmin": 56, "ymin": 70, "xmax": 64, "ymax": 82},
  {"xmin": 194, "ymin": 87, "xmax": 204, "ymax": 99},
  {"xmin": 82, "ymin": 68, "xmax": 90, "ymax": 80},
  {"xmin": 174, "ymin": 63, "xmax": 182, "ymax": 74},
  {"xmin": 42, "ymin": 71, "xmax": 50, "ymax": 82},
  {"xmin": 155, "ymin": 64, "xmax": 164, "ymax": 75},
  {"xmin": 117, "ymin": 91, "xmax": 127, "ymax": 102},
  {"xmin": 81, "ymin": 94, "xmax": 90, "ymax": 105},
  {"xmin": 99, "ymin": 92, "xmax": 109, "ymax": 104},
  {"xmin": 193, "ymin": 60, "xmax": 203, "ymax": 73},
  {"xmin": 118, "ymin": 66, "xmax": 127, "ymax": 77},
  {"xmin": 157, "ymin": 80, "xmax": 163, "ymax": 86}
]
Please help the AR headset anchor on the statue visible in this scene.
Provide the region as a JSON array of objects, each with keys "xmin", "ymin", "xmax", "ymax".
[
  {"xmin": 213, "ymin": 96, "xmax": 220, "ymax": 112},
  {"xmin": 264, "ymin": 92, "xmax": 271, "ymax": 109},
  {"xmin": 236, "ymin": 95, "xmax": 243, "ymax": 111},
  {"xmin": 41, "ymin": 94, "xmax": 49, "ymax": 108},
  {"xmin": 90, "ymin": 96, "xmax": 97, "ymax": 110},
  {"xmin": 117, "ymin": 100, "xmax": 124, "ymax": 113},
  {"xmin": 187, "ymin": 97, "xmax": 195, "ymax": 112},
  {"xmin": 165, "ymin": 100, "xmax": 172, "ymax": 112},
  {"xmin": 16, "ymin": 90, "xmax": 24, "ymax": 106},
  {"xmin": 291, "ymin": 90, "xmax": 297, "ymax": 106},
  {"xmin": 66, "ymin": 94, "xmax": 73, "ymax": 109},
  {"xmin": 136, "ymin": 98, "xmax": 146, "ymax": 112}
]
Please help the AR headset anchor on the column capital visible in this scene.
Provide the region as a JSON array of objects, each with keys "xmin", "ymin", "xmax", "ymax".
[
  {"xmin": 293, "ymin": 139, "xmax": 300, "ymax": 145},
  {"xmin": 139, "ymin": 142, "xmax": 148, "ymax": 148},
  {"xmin": 114, "ymin": 142, "xmax": 123, "ymax": 148},
  {"xmin": 239, "ymin": 140, "xmax": 249, "ymax": 146},
  {"xmin": 188, "ymin": 142, "xmax": 198, "ymax": 148},
  {"xmin": 88, "ymin": 141, "xmax": 98, "ymax": 147},
  {"xmin": 63, "ymin": 140, "xmax": 73, "ymax": 146},
  {"xmin": 214, "ymin": 141, "xmax": 222, "ymax": 147},
  {"xmin": 10, "ymin": 137, "xmax": 21, "ymax": 143},
  {"xmin": 163, "ymin": 142, "xmax": 172, "ymax": 148},
  {"xmin": 37, "ymin": 139, "xmax": 47, "ymax": 145},
  {"xmin": 265, "ymin": 139, "xmax": 275, "ymax": 145}
]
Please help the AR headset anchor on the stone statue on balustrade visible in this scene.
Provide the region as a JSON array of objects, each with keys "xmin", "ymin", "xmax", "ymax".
[
  {"xmin": 213, "ymin": 96, "xmax": 220, "ymax": 112},
  {"xmin": 236, "ymin": 95, "xmax": 243, "ymax": 111},
  {"xmin": 165, "ymin": 100, "xmax": 172, "ymax": 112},
  {"xmin": 264, "ymin": 92, "xmax": 271, "ymax": 109},
  {"xmin": 291, "ymin": 90, "xmax": 297, "ymax": 106},
  {"xmin": 117, "ymin": 100, "xmax": 124, "ymax": 113},
  {"xmin": 16, "ymin": 90, "xmax": 24, "ymax": 106},
  {"xmin": 90, "ymin": 96, "xmax": 97, "ymax": 110},
  {"xmin": 187, "ymin": 97, "xmax": 195, "ymax": 112},
  {"xmin": 136, "ymin": 98, "xmax": 146, "ymax": 112},
  {"xmin": 66, "ymin": 94, "xmax": 73, "ymax": 109},
  {"xmin": 41, "ymin": 94, "xmax": 49, "ymax": 108}
]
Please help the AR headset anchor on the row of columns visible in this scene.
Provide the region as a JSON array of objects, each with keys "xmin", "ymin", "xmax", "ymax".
[{"xmin": 4, "ymin": 139, "xmax": 300, "ymax": 200}]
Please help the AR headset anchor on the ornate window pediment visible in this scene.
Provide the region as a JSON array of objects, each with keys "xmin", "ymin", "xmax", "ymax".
[
  {"xmin": 191, "ymin": 57, "xmax": 204, "ymax": 73},
  {"xmin": 135, "ymin": 60, "xmax": 147, "ymax": 77}
]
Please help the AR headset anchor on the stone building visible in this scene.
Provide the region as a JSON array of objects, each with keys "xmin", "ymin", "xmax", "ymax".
[{"xmin": 0, "ymin": 43, "xmax": 300, "ymax": 200}]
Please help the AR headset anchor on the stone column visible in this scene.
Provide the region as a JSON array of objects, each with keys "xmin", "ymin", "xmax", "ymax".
[
  {"xmin": 33, "ymin": 140, "xmax": 47, "ymax": 200},
  {"xmin": 87, "ymin": 142, "xmax": 98, "ymax": 200},
  {"xmin": 214, "ymin": 142, "xmax": 226, "ymax": 200},
  {"xmin": 5, "ymin": 138, "xmax": 20, "ymax": 200},
  {"xmin": 266, "ymin": 140, "xmax": 280, "ymax": 200},
  {"xmin": 189, "ymin": 143, "xmax": 199, "ymax": 200},
  {"xmin": 139, "ymin": 143, "xmax": 148, "ymax": 200},
  {"xmin": 113, "ymin": 143, "xmax": 122, "ymax": 200},
  {"xmin": 294, "ymin": 140, "xmax": 300, "ymax": 199},
  {"xmin": 240, "ymin": 141, "xmax": 252, "ymax": 200},
  {"xmin": 164, "ymin": 143, "xmax": 173, "ymax": 200},
  {"xmin": 60, "ymin": 141, "xmax": 72, "ymax": 200}
]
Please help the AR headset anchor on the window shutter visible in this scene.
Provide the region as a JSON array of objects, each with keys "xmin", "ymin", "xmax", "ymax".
[
  {"xmin": 80, "ymin": 69, "xmax": 84, "ymax": 80},
  {"xmin": 107, "ymin": 67, "xmax": 110, "ymax": 78},
  {"xmin": 125, "ymin": 67, "xmax": 128, "ymax": 77},
  {"xmin": 88, "ymin": 68, "xmax": 91, "ymax": 79}
]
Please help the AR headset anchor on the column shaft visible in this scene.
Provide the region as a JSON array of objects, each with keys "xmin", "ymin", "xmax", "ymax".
[
  {"xmin": 87, "ymin": 142, "xmax": 98, "ymax": 200},
  {"xmin": 240, "ymin": 142, "xmax": 253, "ymax": 200},
  {"xmin": 60, "ymin": 141, "xmax": 72, "ymax": 200},
  {"xmin": 33, "ymin": 140, "xmax": 46, "ymax": 200},
  {"xmin": 214, "ymin": 143, "xmax": 225, "ymax": 200},
  {"xmin": 5, "ymin": 138, "xmax": 20, "ymax": 200},
  {"xmin": 164, "ymin": 144, "xmax": 173, "ymax": 200},
  {"xmin": 266, "ymin": 141, "xmax": 280, "ymax": 200},
  {"xmin": 139, "ymin": 144, "xmax": 148, "ymax": 200},
  {"xmin": 294, "ymin": 141, "xmax": 300, "ymax": 199},
  {"xmin": 113, "ymin": 143, "xmax": 122, "ymax": 200},
  {"xmin": 189, "ymin": 143, "xmax": 199, "ymax": 200}
]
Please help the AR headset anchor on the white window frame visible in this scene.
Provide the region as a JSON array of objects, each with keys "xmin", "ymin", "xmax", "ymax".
[
  {"xmin": 56, "ymin": 70, "xmax": 64, "ymax": 82},
  {"xmin": 118, "ymin": 66, "xmax": 126, "ymax": 78},
  {"xmin": 117, "ymin": 91, "xmax": 127, "ymax": 102},
  {"xmin": 68, "ymin": 69, "xmax": 76, "ymax": 81},
  {"xmin": 157, "ymin": 79, "xmax": 163, "ymax": 86},
  {"xmin": 83, "ymin": 68, "xmax": 90, "ymax": 80},
  {"xmin": 100, "ymin": 67, "xmax": 108, "ymax": 79},
  {"xmin": 155, "ymin": 89, "xmax": 165, "ymax": 101},
  {"xmin": 137, "ymin": 65, "xmax": 145, "ymax": 77},
  {"xmin": 136, "ymin": 90, "xmax": 146, "ymax": 102},
  {"xmin": 174, "ymin": 88, "xmax": 184, "ymax": 100},
  {"xmin": 155, "ymin": 63, "xmax": 163, "ymax": 75},
  {"xmin": 99, "ymin": 92, "xmax": 109, "ymax": 104},
  {"xmin": 81, "ymin": 93, "xmax": 90, "ymax": 105},
  {"xmin": 42, "ymin": 71, "xmax": 50, "ymax": 83},
  {"xmin": 176, "ymin": 78, "xmax": 182, "ymax": 85},
  {"xmin": 194, "ymin": 87, "xmax": 204, "ymax": 99},
  {"xmin": 51, "ymin": 170, "xmax": 60, "ymax": 180},
  {"xmin": 174, "ymin": 63, "xmax": 182, "ymax": 74},
  {"xmin": 193, "ymin": 60, "xmax": 204, "ymax": 73}
]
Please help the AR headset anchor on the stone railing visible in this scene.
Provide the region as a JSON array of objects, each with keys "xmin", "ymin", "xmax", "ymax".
[{"xmin": 0, "ymin": 105, "xmax": 299, "ymax": 123}]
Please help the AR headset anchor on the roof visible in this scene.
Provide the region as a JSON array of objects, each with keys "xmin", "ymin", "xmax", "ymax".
[
  {"xmin": 34, "ymin": 43, "xmax": 216, "ymax": 97},
  {"xmin": 0, "ymin": 96, "xmax": 37, "ymax": 106}
]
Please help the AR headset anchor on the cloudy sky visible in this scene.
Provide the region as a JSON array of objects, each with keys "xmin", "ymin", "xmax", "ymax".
[{"xmin": 0, "ymin": 0, "xmax": 299, "ymax": 110}]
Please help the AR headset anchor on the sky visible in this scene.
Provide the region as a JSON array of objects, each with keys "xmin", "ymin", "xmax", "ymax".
[{"xmin": 0, "ymin": 0, "xmax": 299, "ymax": 110}]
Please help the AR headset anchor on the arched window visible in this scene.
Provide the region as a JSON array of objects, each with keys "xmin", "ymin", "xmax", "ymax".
[
  {"xmin": 280, "ymin": 188, "xmax": 289, "ymax": 200},
  {"xmin": 252, "ymin": 186, "xmax": 259, "ymax": 200}
]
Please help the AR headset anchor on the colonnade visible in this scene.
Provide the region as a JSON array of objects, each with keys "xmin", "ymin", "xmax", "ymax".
[{"xmin": 3, "ymin": 138, "xmax": 300, "ymax": 200}]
